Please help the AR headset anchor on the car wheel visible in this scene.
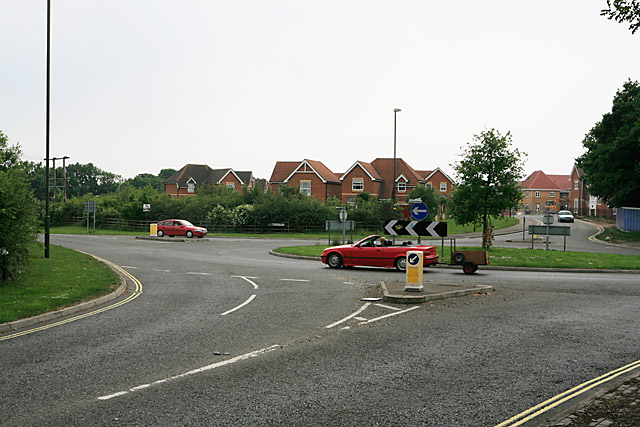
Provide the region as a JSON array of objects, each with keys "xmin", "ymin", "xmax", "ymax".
[
  {"xmin": 462, "ymin": 262, "xmax": 476, "ymax": 275},
  {"xmin": 197, "ymin": 235, "xmax": 203, "ymax": 239},
  {"xmin": 453, "ymin": 252, "xmax": 465, "ymax": 264},
  {"xmin": 157, "ymin": 230, "xmax": 164, "ymax": 237},
  {"xmin": 186, "ymin": 230, "xmax": 194, "ymax": 238},
  {"xmin": 395, "ymin": 257, "xmax": 407, "ymax": 272},
  {"xmin": 326, "ymin": 253, "xmax": 343, "ymax": 269}
]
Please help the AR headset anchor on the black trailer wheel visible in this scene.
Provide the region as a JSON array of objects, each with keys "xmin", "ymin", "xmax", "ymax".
[{"xmin": 462, "ymin": 262, "xmax": 476, "ymax": 275}]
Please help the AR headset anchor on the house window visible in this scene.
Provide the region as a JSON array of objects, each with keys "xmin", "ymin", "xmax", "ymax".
[
  {"xmin": 352, "ymin": 178, "xmax": 364, "ymax": 191},
  {"xmin": 226, "ymin": 183, "xmax": 235, "ymax": 190},
  {"xmin": 535, "ymin": 204, "xmax": 541, "ymax": 212},
  {"xmin": 426, "ymin": 182, "xmax": 432, "ymax": 188},
  {"xmin": 300, "ymin": 181, "xmax": 311, "ymax": 196},
  {"xmin": 188, "ymin": 182, "xmax": 195, "ymax": 193},
  {"xmin": 550, "ymin": 191, "xmax": 555, "ymax": 198},
  {"xmin": 574, "ymin": 181, "xmax": 579, "ymax": 190},
  {"xmin": 525, "ymin": 191, "xmax": 529, "ymax": 197},
  {"xmin": 440, "ymin": 182, "xmax": 447, "ymax": 192},
  {"xmin": 535, "ymin": 191, "xmax": 540, "ymax": 198},
  {"xmin": 397, "ymin": 182, "xmax": 407, "ymax": 192},
  {"xmin": 573, "ymin": 199, "xmax": 578, "ymax": 212}
]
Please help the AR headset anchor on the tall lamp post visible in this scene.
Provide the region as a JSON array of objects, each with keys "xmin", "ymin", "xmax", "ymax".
[
  {"xmin": 44, "ymin": 0, "xmax": 51, "ymax": 258},
  {"xmin": 391, "ymin": 108, "xmax": 401, "ymax": 202}
]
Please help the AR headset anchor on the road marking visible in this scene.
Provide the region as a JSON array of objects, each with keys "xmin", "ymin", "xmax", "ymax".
[
  {"xmin": 186, "ymin": 272, "xmax": 211, "ymax": 276},
  {"xmin": 325, "ymin": 303, "xmax": 371, "ymax": 329},
  {"xmin": 361, "ymin": 306, "xmax": 420, "ymax": 324},
  {"xmin": 121, "ymin": 266, "xmax": 137, "ymax": 269},
  {"xmin": 374, "ymin": 303, "xmax": 402, "ymax": 311},
  {"xmin": 354, "ymin": 316, "xmax": 367, "ymax": 321},
  {"xmin": 231, "ymin": 276, "xmax": 259, "ymax": 290},
  {"xmin": 343, "ymin": 282, "xmax": 355, "ymax": 285},
  {"xmin": 221, "ymin": 295, "xmax": 256, "ymax": 316},
  {"xmin": 496, "ymin": 359, "xmax": 640, "ymax": 427},
  {"xmin": 97, "ymin": 345, "xmax": 281, "ymax": 401},
  {"xmin": 280, "ymin": 279, "xmax": 310, "ymax": 282},
  {"xmin": 151, "ymin": 269, "xmax": 171, "ymax": 272},
  {"xmin": 0, "ymin": 257, "xmax": 143, "ymax": 341}
]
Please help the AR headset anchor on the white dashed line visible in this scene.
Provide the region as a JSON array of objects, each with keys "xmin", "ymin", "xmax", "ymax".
[
  {"xmin": 121, "ymin": 266, "xmax": 137, "ymax": 269},
  {"xmin": 97, "ymin": 345, "xmax": 280, "ymax": 401},
  {"xmin": 186, "ymin": 272, "xmax": 211, "ymax": 276},
  {"xmin": 280, "ymin": 279, "xmax": 310, "ymax": 282},
  {"xmin": 151, "ymin": 269, "xmax": 171, "ymax": 273},
  {"xmin": 221, "ymin": 295, "xmax": 256, "ymax": 316}
]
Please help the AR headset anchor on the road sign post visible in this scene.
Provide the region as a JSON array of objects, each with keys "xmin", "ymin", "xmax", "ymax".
[{"xmin": 405, "ymin": 251, "xmax": 423, "ymax": 292}]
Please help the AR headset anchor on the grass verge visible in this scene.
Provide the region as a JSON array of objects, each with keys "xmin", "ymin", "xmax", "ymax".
[
  {"xmin": 596, "ymin": 225, "xmax": 640, "ymax": 243},
  {"xmin": 0, "ymin": 243, "xmax": 121, "ymax": 323},
  {"xmin": 274, "ymin": 244, "xmax": 640, "ymax": 270}
]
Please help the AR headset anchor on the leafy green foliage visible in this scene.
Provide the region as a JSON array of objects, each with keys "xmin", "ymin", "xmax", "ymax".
[
  {"xmin": 408, "ymin": 186, "xmax": 444, "ymax": 221},
  {"xmin": 0, "ymin": 131, "xmax": 39, "ymax": 282},
  {"xmin": 450, "ymin": 128, "xmax": 526, "ymax": 247},
  {"xmin": 577, "ymin": 80, "xmax": 640, "ymax": 207},
  {"xmin": 601, "ymin": 0, "xmax": 640, "ymax": 34}
]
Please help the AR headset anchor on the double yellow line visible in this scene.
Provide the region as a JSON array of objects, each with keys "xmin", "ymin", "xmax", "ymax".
[
  {"xmin": 496, "ymin": 358, "xmax": 640, "ymax": 426},
  {"xmin": 0, "ymin": 259, "xmax": 142, "ymax": 342}
]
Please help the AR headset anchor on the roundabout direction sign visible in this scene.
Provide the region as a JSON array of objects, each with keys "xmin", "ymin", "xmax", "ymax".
[{"xmin": 411, "ymin": 202, "xmax": 428, "ymax": 220}]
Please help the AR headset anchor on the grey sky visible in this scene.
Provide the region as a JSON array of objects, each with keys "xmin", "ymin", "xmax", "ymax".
[{"xmin": 1, "ymin": 1, "xmax": 638, "ymax": 181}]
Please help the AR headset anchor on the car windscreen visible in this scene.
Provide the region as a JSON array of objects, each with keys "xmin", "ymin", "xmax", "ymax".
[{"xmin": 179, "ymin": 220, "xmax": 195, "ymax": 227}]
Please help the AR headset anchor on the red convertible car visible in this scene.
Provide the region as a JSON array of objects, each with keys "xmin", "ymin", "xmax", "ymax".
[{"xmin": 321, "ymin": 235, "xmax": 439, "ymax": 271}]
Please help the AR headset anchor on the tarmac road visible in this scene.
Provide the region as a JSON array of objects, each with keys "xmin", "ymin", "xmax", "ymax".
[{"xmin": 1, "ymin": 235, "xmax": 639, "ymax": 426}]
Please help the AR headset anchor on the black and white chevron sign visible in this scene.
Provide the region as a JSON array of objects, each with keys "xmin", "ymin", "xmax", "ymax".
[{"xmin": 383, "ymin": 220, "xmax": 448, "ymax": 237}]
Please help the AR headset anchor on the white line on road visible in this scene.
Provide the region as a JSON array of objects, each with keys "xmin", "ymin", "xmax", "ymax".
[
  {"xmin": 280, "ymin": 279, "xmax": 310, "ymax": 282},
  {"xmin": 231, "ymin": 276, "xmax": 259, "ymax": 289},
  {"xmin": 374, "ymin": 303, "xmax": 402, "ymax": 311},
  {"xmin": 361, "ymin": 306, "xmax": 420, "ymax": 324},
  {"xmin": 325, "ymin": 303, "xmax": 371, "ymax": 329},
  {"xmin": 121, "ymin": 266, "xmax": 137, "ymax": 269},
  {"xmin": 221, "ymin": 295, "xmax": 256, "ymax": 316},
  {"xmin": 97, "ymin": 345, "xmax": 281, "ymax": 401},
  {"xmin": 151, "ymin": 269, "xmax": 171, "ymax": 273},
  {"xmin": 186, "ymin": 272, "xmax": 211, "ymax": 276}
]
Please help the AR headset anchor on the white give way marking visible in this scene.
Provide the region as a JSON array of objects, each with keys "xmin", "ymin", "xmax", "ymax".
[
  {"xmin": 222, "ymin": 276, "xmax": 259, "ymax": 316},
  {"xmin": 325, "ymin": 303, "xmax": 419, "ymax": 329}
]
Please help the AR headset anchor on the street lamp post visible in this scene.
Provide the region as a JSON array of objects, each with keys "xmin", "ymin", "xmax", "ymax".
[
  {"xmin": 391, "ymin": 108, "xmax": 401, "ymax": 202},
  {"xmin": 45, "ymin": 0, "xmax": 51, "ymax": 258}
]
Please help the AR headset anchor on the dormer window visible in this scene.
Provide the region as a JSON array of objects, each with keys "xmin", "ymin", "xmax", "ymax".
[
  {"xmin": 188, "ymin": 182, "xmax": 195, "ymax": 193},
  {"xmin": 397, "ymin": 181, "xmax": 407, "ymax": 193}
]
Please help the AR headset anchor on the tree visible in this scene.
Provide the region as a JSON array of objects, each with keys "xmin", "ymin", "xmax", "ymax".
[
  {"xmin": 601, "ymin": 0, "xmax": 640, "ymax": 34},
  {"xmin": 408, "ymin": 186, "xmax": 444, "ymax": 221},
  {"xmin": 0, "ymin": 130, "xmax": 39, "ymax": 282},
  {"xmin": 450, "ymin": 129, "xmax": 526, "ymax": 248},
  {"xmin": 577, "ymin": 80, "xmax": 640, "ymax": 207}
]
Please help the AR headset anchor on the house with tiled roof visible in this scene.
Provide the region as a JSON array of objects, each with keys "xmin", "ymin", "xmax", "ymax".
[
  {"xmin": 164, "ymin": 164, "xmax": 255, "ymax": 197},
  {"xmin": 339, "ymin": 160, "xmax": 384, "ymax": 203},
  {"xmin": 569, "ymin": 164, "xmax": 614, "ymax": 217},
  {"xmin": 416, "ymin": 167, "xmax": 455, "ymax": 199},
  {"xmin": 519, "ymin": 170, "xmax": 568, "ymax": 213},
  {"xmin": 370, "ymin": 158, "xmax": 425, "ymax": 202},
  {"xmin": 268, "ymin": 159, "xmax": 342, "ymax": 202}
]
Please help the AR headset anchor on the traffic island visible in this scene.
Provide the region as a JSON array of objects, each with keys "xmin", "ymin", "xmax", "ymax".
[{"xmin": 380, "ymin": 280, "xmax": 494, "ymax": 304}]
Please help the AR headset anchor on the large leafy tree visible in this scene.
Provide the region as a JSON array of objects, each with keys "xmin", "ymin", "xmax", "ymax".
[
  {"xmin": 0, "ymin": 131, "xmax": 39, "ymax": 282},
  {"xmin": 450, "ymin": 129, "xmax": 526, "ymax": 248},
  {"xmin": 577, "ymin": 80, "xmax": 640, "ymax": 207},
  {"xmin": 601, "ymin": 0, "xmax": 640, "ymax": 34}
]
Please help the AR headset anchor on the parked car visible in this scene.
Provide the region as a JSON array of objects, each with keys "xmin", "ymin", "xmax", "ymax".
[
  {"xmin": 156, "ymin": 219, "xmax": 207, "ymax": 238},
  {"xmin": 321, "ymin": 235, "xmax": 439, "ymax": 271},
  {"xmin": 557, "ymin": 210, "xmax": 574, "ymax": 223}
]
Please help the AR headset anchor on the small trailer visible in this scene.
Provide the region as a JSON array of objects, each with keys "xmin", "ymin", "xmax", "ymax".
[{"xmin": 450, "ymin": 240, "xmax": 489, "ymax": 274}]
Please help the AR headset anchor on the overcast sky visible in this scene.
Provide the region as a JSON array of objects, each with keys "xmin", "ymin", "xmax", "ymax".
[{"xmin": 1, "ymin": 1, "xmax": 638, "ymax": 181}]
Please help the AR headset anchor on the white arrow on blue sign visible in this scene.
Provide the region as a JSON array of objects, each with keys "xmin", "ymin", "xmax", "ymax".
[
  {"xmin": 407, "ymin": 253, "xmax": 420, "ymax": 265},
  {"xmin": 411, "ymin": 202, "xmax": 428, "ymax": 220}
]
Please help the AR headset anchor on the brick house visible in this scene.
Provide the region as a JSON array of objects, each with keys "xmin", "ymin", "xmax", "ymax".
[
  {"xmin": 519, "ymin": 170, "xmax": 567, "ymax": 214},
  {"xmin": 164, "ymin": 164, "xmax": 255, "ymax": 197},
  {"xmin": 268, "ymin": 159, "xmax": 342, "ymax": 202},
  {"xmin": 569, "ymin": 165, "xmax": 614, "ymax": 217},
  {"xmin": 416, "ymin": 167, "xmax": 455, "ymax": 198},
  {"xmin": 369, "ymin": 158, "xmax": 426, "ymax": 202},
  {"xmin": 339, "ymin": 160, "xmax": 384, "ymax": 203}
]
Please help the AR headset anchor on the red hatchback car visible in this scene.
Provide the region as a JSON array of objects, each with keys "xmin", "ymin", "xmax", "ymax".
[
  {"xmin": 156, "ymin": 219, "xmax": 207, "ymax": 238},
  {"xmin": 321, "ymin": 235, "xmax": 438, "ymax": 271}
]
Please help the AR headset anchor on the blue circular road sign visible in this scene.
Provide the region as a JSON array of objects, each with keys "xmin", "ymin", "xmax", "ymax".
[
  {"xmin": 411, "ymin": 202, "xmax": 428, "ymax": 220},
  {"xmin": 408, "ymin": 254, "xmax": 420, "ymax": 265}
]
